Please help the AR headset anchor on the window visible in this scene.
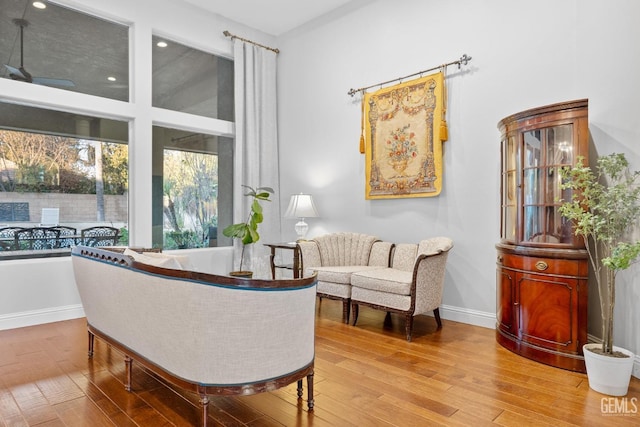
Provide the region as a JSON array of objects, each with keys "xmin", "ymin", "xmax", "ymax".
[
  {"xmin": 151, "ymin": 34, "xmax": 235, "ymax": 249},
  {"xmin": 1, "ymin": 1, "xmax": 129, "ymax": 101},
  {"xmin": 151, "ymin": 126, "xmax": 233, "ymax": 249},
  {"xmin": 152, "ymin": 35, "xmax": 234, "ymax": 120},
  {"xmin": 0, "ymin": 103, "xmax": 129, "ymax": 257}
]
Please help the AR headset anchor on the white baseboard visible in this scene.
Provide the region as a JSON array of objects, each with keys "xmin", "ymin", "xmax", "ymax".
[
  {"xmin": 0, "ymin": 304, "xmax": 85, "ymax": 331},
  {"xmin": 439, "ymin": 304, "xmax": 497, "ymax": 329}
]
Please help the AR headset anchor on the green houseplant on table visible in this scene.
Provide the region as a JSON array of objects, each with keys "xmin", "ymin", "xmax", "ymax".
[
  {"xmin": 560, "ymin": 153, "xmax": 640, "ymax": 396},
  {"xmin": 223, "ymin": 185, "xmax": 274, "ymax": 278}
]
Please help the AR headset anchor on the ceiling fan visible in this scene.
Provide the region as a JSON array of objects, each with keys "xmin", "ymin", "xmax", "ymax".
[{"xmin": 4, "ymin": 18, "xmax": 75, "ymax": 87}]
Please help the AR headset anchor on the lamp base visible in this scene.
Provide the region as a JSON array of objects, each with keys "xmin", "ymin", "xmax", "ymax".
[{"xmin": 294, "ymin": 219, "xmax": 308, "ymax": 241}]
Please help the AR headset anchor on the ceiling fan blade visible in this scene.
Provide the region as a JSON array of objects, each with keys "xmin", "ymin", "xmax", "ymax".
[
  {"xmin": 4, "ymin": 64, "xmax": 29, "ymax": 81},
  {"xmin": 6, "ymin": 19, "xmax": 75, "ymax": 89},
  {"xmin": 32, "ymin": 76, "xmax": 75, "ymax": 87}
]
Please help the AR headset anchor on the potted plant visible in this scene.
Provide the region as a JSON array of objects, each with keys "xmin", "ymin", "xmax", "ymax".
[
  {"xmin": 222, "ymin": 185, "xmax": 274, "ymax": 278},
  {"xmin": 559, "ymin": 153, "xmax": 640, "ymax": 396}
]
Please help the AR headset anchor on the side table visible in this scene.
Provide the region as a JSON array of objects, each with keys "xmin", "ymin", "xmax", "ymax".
[{"xmin": 264, "ymin": 242, "xmax": 301, "ymax": 279}]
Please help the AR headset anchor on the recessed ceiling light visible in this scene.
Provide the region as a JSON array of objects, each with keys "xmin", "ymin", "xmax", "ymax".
[
  {"xmin": 157, "ymin": 41, "xmax": 168, "ymax": 48},
  {"xmin": 33, "ymin": 1, "xmax": 46, "ymax": 9},
  {"xmin": 107, "ymin": 76, "xmax": 116, "ymax": 82}
]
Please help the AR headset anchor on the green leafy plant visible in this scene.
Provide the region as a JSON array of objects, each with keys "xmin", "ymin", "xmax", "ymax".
[
  {"xmin": 223, "ymin": 185, "xmax": 274, "ymax": 272},
  {"xmin": 559, "ymin": 153, "xmax": 640, "ymax": 356}
]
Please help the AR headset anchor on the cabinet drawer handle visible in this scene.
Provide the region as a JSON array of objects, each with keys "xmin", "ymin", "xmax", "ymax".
[
  {"xmin": 497, "ymin": 255, "xmax": 503, "ymax": 263},
  {"xmin": 535, "ymin": 261, "xmax": 549, "ymax": 271}
]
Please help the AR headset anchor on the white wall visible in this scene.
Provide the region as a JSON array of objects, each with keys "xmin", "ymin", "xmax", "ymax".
[
  {"xmin": 0, "ymin": 257, "xmax": 83, "ymax": 330},
  {"xmin": 276, "ymin": 0, "xmax": 640, "ymax": 365}
]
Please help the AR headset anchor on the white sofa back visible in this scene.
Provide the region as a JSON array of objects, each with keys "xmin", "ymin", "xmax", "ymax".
[{"xmin": 72, "ymin": 248, "xmax": 317, "ymax": 386}]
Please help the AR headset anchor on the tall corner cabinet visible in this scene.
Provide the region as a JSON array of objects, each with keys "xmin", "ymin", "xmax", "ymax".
[{"xmin": 496, "ymin": 99, "xmax": 589, "ymax": 372}]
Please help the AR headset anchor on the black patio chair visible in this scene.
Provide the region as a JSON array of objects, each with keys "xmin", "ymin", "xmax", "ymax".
[
  {"xmin": 15, "ymin": 227, "xmax": 61, "ymax": 250},
  {"xmin": 52, "ymin": 226, "xmax": 78, "ymax": 248},
  {"xmin": 0, "ymin": 227, "xmax": 25, "ymax": 251},
  {"xmin": 81, "ymin": 226, "xmax": 120, "ymax": 247}
]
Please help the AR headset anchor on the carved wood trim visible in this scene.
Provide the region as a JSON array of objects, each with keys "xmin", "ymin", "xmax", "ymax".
[{"xmin": 72, "ymin": 246, "xmax": 317, "ymax": 290}]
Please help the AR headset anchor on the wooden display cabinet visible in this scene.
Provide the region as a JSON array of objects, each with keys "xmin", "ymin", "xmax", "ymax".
[{"xmin": 496, "ymin": 99, "xmax": 589, "ymax": 372}]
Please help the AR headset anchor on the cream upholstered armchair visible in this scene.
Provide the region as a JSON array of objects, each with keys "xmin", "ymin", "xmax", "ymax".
[
  {"xmin": 298, "ymin": 232, "xmax": 393, "ymax": 323},
  {"xmin": 350, "ymin": 237, "xmax": 453, "ymax": 341}
]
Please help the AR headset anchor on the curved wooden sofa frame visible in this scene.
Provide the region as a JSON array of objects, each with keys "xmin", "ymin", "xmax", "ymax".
[{"xmin": 72, "ymin": 246, "xmax": 316, "ymax": 426}]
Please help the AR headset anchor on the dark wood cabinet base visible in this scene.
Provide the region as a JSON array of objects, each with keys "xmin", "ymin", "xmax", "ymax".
[{"xmin": 496, "ymin": 327, "xmax": 586, "ymax": 373}]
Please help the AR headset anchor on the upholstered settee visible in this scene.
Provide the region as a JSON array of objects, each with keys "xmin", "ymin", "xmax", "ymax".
[
  {"xmin": 350, "ymin": 237, "xmax": 453, "ymax": 341},
  {"xmin": 297, "ymin": 233, "xmax": 393, "ymax": 323},
  {"xmin": 71, "ymin": 246, "xmax": 317, "ymax": 426}
]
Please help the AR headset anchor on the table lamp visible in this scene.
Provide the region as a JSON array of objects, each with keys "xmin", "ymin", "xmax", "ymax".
[{"xmin": 284, "ymin": 193, "xmax": 319, "ymax": 240}]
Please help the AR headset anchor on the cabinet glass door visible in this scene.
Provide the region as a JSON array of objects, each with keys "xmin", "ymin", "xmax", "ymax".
[
  {"xmin": 522, "ymin": 124, "xmax": 575, "ymax": 245},
  {"xmin": 501, "ymin": 135, "xmax": 517, "ymax": 242}
]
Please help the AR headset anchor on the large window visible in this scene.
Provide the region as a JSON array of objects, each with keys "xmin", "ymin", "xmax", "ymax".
[
  {"xmin": 0, "ymin": 103, "xmax": 129, "ymax": 257},
  {"xmin": 151, "ymin": 34, "xmax": 235, "ymax": 249},
  {"xmin": 1, "ymin": 3, "xmax": 235, "ymax": 258}
]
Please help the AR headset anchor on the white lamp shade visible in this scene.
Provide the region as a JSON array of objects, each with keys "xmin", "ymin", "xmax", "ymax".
[{"xmin": 284, "ymin": 194, "xmax": 319, "ymax": 219}]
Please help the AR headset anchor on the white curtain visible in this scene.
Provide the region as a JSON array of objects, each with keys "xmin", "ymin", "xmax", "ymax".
[{"xmin": 232, "ymin": 40, "xmax": 281, "ymax": 277}]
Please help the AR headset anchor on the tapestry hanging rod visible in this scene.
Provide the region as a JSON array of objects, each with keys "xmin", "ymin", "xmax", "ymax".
[
  {"xmin": 223, "ymin": 30, "xmax": 280, "ymax": 54},
  {"xmin": 347, "ymin": 53, "xmax": 472, "ymax": 97}
]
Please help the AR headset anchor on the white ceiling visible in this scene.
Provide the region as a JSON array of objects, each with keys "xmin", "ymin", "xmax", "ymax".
[{"xmin": 181, "ymin": 0, "xmax": 357, "ymax": 36}]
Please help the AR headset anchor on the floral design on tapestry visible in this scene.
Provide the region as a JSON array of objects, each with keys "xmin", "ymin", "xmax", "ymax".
[
  {"xmin": 364, "ymin": 72, "xmax": 445, "ymax": 199},
  {"xmin": 386, "ymin": 124, "xmax": 418, "ymax": 177}
]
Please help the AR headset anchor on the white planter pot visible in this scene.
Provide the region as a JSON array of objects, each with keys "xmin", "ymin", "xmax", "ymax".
[{"xmin": 583, "ymin": 343, "xmax": 635, "ymax": 396}]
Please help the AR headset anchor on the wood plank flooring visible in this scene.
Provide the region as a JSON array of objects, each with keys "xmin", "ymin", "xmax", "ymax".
[{"xmin": 0, "ymin": 299, "xmax": 638, "ymax": 426}]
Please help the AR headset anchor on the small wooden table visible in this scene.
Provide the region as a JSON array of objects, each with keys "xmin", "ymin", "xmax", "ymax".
[{"xmin": 264, "ymin": 242, "xmax": 301, "ymax": 279}]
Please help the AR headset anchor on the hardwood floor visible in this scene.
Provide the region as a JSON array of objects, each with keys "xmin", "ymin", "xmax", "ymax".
[{"xmin": 0, "ymin": 299, "xmax": 638, "ymax": 426}]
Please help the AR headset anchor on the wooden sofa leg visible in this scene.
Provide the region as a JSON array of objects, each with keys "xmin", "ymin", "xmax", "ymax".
[
  {"xmin": 307, "ymin": 372, "xmax": 315, "ymax": 411},
  {"xmin": 351, "ymin": 303, "xmax": 359, "ymax": 326},
  {"xmin": 433, "ymin": 308, "xmax": 442, "ymax": 328},
  {"xmin": 297, "ymin": 379, "xmax": 303, "ymax": 399},
  {"xmin": 342, "ymin": 300, "xmax": 350, "ymax": 324},
  {"xmin": 405, "ymin": 315, "xmax": 413, "ymax": 342},
  {"xmin": 199, "ymin": 392, "xmax": 210, "ymax": 427},
  {"xmin": 124, "ymin": 355, "xmax": 132, "ymax": 391},
  {"xmin": 88, "ymin": 331, "xmax": 94, "ymax": 358},
  {"xmin": 384, "ymin": 312, "xmax": 392, "ymax": 327}
]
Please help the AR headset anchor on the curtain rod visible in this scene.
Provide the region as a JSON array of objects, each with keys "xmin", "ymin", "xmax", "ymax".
[
  {"xmin": 347, "ymin": 53, "xmax": 472, "ymax": 97},
  {"xmin": 223, "ymin": 30, "xmax": 280, "ymax": 54}
]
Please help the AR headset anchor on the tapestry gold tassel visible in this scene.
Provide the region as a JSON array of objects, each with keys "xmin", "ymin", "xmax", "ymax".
[
  {"xmin": 440, "ymin": 67, "xmax": 448, "ymax": 142},
  {"xmin": 440, "ymin": 118, "xmax": 448, "ymax": 142},
  {"xmin": 359, "ymin": 95, "xmax": 366, "ymax": 153}
]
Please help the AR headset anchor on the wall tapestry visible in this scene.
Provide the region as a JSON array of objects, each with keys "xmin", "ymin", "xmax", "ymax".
[{"xmin": 364, "ymin": 71, "xmax": 447, "ymax": 199}]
